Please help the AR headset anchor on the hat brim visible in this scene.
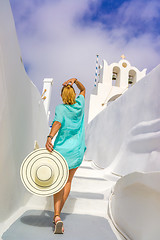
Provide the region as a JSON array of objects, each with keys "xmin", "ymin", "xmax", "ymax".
[{"xmin": 20, "ymin": 148, "xmax": 69, "ymax": 197}]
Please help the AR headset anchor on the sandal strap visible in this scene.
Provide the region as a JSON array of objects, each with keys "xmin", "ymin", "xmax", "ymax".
[{"xmin": 53, "ymin": 215, "xmax": 61, "ymax": 224}]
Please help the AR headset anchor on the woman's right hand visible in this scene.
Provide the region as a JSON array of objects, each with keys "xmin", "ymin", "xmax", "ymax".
[
  {"xmin": 63, "ymin": 78, "xmax": 76, "ymax": 86},
  {"xmin": 45, "ymin": 137, "xmax": 54, "ymax": 152}
]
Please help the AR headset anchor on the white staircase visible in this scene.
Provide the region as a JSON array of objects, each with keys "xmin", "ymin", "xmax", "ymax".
[{"xmin": 63, "ymin": 160, "xmax": 115, "ymax": 218}]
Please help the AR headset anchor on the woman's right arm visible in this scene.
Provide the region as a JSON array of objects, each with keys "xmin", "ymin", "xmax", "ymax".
[
  {"xmin": 45, "ymin": 121, "xmax": 61, "ymax": 152},
  {"xmin": 74, "ymin": 79, "xmax": 85, "ymax": 98}
]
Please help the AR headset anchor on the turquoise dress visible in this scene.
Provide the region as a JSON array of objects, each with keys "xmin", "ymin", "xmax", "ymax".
[{"xmin": 52, "ymin": 95, "xmax": 86, "ymax": 169}]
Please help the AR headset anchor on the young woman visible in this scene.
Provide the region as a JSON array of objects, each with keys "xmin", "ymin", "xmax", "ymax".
[{"xmin": 45, "ymin": 78, "xmax": 86, "ymax": 234}]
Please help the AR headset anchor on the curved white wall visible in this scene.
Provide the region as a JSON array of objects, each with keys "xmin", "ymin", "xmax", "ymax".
[
  {"xmin": 108, "ymin": 172, "xmax": 160, "ymax": 240},
  {"xmin": 103, "ymin": 118, "xmax": 160, "ymax": 180},
  {"xmin": 85, "ymin": 64, "xmax": 160, "ymax": 173},
  {"xmin": 0, "ymin": 0, "xmax": 49, "ymax": 223}
]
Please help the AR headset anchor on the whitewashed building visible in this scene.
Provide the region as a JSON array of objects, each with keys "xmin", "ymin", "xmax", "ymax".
[{"xmin": 88, "ymin": 56, "xmax": 147, "ymax": 123}]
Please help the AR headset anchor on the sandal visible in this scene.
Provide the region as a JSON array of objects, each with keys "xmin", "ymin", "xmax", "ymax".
[
  {"xmin": 53, "ymin": 214, "xmax": 59, "ymax": 224},
  {"xmin": 53, "ymin": 215, "xmax": 64, "ymax": 234}
]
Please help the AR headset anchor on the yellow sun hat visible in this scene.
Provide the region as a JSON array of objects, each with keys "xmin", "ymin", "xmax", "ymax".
[{"xmin": 20, "ymin": 148, "xmax": 69, "ymax": 197}]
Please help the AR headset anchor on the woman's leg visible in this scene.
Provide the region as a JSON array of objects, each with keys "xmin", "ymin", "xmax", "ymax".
[
  {"xmin": 53, "ymin": 188, "xmax": 65, "ymax": 233},
  {"xmin": 53, "ymin": 167, "xmax": 78, "ymax": 217},
  {"xmin": 54, "ymin": 188, "xmax": 64, "ymax": 218},
  {"xmin": 60, "ymin": 167, "xmax": 78, "ymax": 211}
]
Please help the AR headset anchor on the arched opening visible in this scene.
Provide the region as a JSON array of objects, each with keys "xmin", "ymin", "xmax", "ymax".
[
  {"xmin": 128, "ymin": 70, "xmax": 137, "ymax": 88},
  {"xmin": 107, "ymin": 94, "xmax": 122, "ymax": 106},
  {"xmin": 112, "ymin": 66, "xmax": 120, "ymax": 87},
  {"xmin": 98, "ymin": 65, "xmax": 103, "ymax": 83}
]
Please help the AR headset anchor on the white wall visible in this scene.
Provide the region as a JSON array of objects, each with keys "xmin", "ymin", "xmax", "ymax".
[
  {"xmin": 103, "ymin": 118, "xmax": 160, "ymax": 180},
  {"xmin": 0, "ymin": 0, "xmax": 49, "ymax": 223},
  {"xmin": 108, "ymin": 172, "xmax": 160, "ymax": 240},
  {"xmin": 85, "ymin": 64, "xmax": 160, "ymax": 173}
]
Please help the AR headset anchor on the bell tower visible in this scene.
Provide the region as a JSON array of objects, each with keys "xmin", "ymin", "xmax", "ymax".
[{"xmin": 88, "ymin": 55, "xmax": 147, "ymax": 123}]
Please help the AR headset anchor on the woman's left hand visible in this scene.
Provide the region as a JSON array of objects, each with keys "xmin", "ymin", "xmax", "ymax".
[{"xmin": 63, "ymin": 78, "xmax": 76, "ymax": 86}]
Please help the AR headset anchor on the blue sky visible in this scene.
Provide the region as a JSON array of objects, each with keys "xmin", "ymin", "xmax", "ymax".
[{"xmin": 9, "ymin": 0, "xmax": 160, "ymax": 122}]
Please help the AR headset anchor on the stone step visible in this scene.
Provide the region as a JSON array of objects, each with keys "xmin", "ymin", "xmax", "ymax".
[
  {"xmin": 71, "ymin": 175, "xmax": 114, "ymax": 196},
  {"xmin": 62, "ymin": 197, "xmax": 109, "ymax": 218},
  {"xmin": 70, "ymin": 191, "xmax": 104, "ymax": 200},
  {"xmin": 75, "ymin": 167, "xmax": 106, "ymax": 180}
]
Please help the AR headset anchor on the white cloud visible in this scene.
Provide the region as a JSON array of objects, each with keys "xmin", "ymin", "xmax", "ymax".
[{"xmin": 10, "ymin": 0, "xmax": 160, "ymax": 123}]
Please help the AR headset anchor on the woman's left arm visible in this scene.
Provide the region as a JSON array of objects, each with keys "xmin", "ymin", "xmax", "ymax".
[{"xmin": 45, "ymin": 121, "xmax": 61, "ymax": 152}]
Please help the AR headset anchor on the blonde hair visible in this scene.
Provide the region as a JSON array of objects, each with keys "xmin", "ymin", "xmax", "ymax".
[{"xmin": 61, "ymin": 85, "xmax": 76, "ymax": 105}]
